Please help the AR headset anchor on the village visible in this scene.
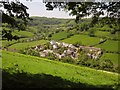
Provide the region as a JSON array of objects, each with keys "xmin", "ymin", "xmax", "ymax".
[{"xmin": 31, "ymin": 40, "xmax": 103, "ymax": 60}]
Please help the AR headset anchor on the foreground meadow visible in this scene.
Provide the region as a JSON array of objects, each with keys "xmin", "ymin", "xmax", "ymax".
[{"xmin": 2, "ymin": 50, "xmax": 119, "ymax": 89}]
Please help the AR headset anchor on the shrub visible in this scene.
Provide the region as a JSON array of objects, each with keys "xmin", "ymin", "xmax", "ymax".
[
  {"xmin": 47, "ymin": 53, "xmax": 56, "ymax": 60},
  {"xmin": 62, "ymin": 56, "xmax": 74, "ymax": 64},
  {"xmin": 88, "ymin": 28, "xmax": 95, "ymax": 37},
  {"xmin": 100, "ymin": 59, "xmax": 114, "ymax": 71}
]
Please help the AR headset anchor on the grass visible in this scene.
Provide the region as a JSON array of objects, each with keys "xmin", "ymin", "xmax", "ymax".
[
  {"xmin": 2, "ymin": 50, "xmax": 119, "ymax": 89},
  {"xmin": 8, "ymin": 40, "xmax": 49, "ymax": 50},
  {"xmin": 2, "ymin": 38, "xmax": 29, "ymax": 48},
  {"xmin": 100, "ymin": 53, "xmax": 119, "ymax": 66},
  {"xmin": 2, "ymin": 40, "xmax": 19, "ymax": 48},
  {"xmin": 51, "ymin": 31, "xmax": 70, "ymax": 41},
  {"xmin": 13, "ymin": 30, "xmax": 34, "ymax": 37},
  {"xmin": 94, "ymin": 31, "xmax": 120, "ymax": 40},
  {"xmin": 96, "ymin": 40, "xmax": 119, "ymax": 52},
  {"xmin": 62, "ymin": 34, "xmax": 100, "ymax": 46},
  {"xmin": 95, "ymin": 31, "xmax": 110, "ymax": 37}
]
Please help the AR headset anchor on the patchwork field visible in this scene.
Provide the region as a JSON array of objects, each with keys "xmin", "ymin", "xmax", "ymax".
[
  {"xmin": 96, "ymin": 40, "xmax": 119, "ymax": 52},
  {"xmin": 2, "ymin": 51, "xmax": 119, "ymax": 88},
  {"xmin": 51, "ymin": 31, "xmax": 70, "ymax": 41},
  {"xmin": 62, "ymin": 34, "xmax": 100, "ymax": 46},
  {"xmin": 95, "ymin": 31, "xmax": 110, "ymax": 37},
  {"xmin": 8, "ymin": 40, "xmax": 48, "ymax": 50},
  {"xmin": 100, "ymin": 53, "xmax": 119, "ymax": 66},
  {"xmin": 13, "ymin": 30, "xmax": 34, "ymax": 38},
  {"xmin": 2, "ymin": 38, "xmax": 31, "ymax": 48}
]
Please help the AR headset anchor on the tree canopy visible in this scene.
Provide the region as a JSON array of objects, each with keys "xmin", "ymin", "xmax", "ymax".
[
  {"xmin": 44, "ymin": 1, "xmax": 120, "ymax": 24},
  {"xmin": 0, "ymin": 0, "xmax": 31, "ymax": 41}
]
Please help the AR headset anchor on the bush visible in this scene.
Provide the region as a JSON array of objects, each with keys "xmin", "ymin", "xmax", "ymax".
[
  {"xmin": 47, "ymin": 53, "xmax": 56, "ymax": 60},
  {"xmin": 100, "ymin": 59, "xmax": 114, "ymax": 71},
  {"xmin": 62, "ymin": 56, "xmax": 74, "ymax": 64},
  {"xmin": 19, "ymin": 48, "xmax": 39, "ymax": 57},
  {"xmin": 89, "ymin": 30, "xmax": 95, "ymax": 37}
]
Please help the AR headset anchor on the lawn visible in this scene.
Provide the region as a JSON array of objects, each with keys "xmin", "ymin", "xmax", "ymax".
[
  {"xmin": 2, "ymin": 50, "xmax": 119, "ymax": 88},
  {"xmin": 62, "ymin": 34, "xmax": 100, "ymax": 46},
  {"xmin": 8, "ymin": 40, "xmax": 49, "ymax": 50}
]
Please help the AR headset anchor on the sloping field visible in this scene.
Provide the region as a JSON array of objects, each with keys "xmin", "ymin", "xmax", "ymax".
[
  {"xmin": 96, "ymin": 40, "xmax": 119, "ymax": 52},
  {"xmin": 95, "ymin": 31, "xmax": 110, "ymax": 37},
  {"xmin": 51, "ymin": 31, "xmax": 70, "ymax": 41},
  {"xmin": 62, "ymin": 34, "xmax": 100, "ymax": 46},
  {"xmin": 100, "ymin": 53, "xmax": 119, "ymax": 66},
  {"xmin": 2, "ymin": 38, "xmax": 29, "ymax": 48},
  {"xmin": 8, "ymin": 40, "xmax": 48, "ymax": 50},
  {"xmin": 2, "ymin": 51, "xmax": 119, "ymax": 88},
  {"xmin": 13, "ymin": 30, "xmax": 34, "ymax": 37}
]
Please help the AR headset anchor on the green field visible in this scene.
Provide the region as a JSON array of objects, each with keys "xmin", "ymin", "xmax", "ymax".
[
  {"xmin": 13, "ymin": 30, "xmax": 34, "ymax": 37},
  {"xmin": 2, "ymin": 40, "xmax": 18, "ymax": 47},
  {"xmin": 62, "ymin": 34, "xmax": 100, "ymax": 46},
  {"xmin": 96, "ymin": 40, "xmax": 119, "ymax": 52},
  {"xmin": 2, "ymin": 50, "xmax": 119, "ymax": 88},
  {"xmin": 94, "ymin": 31, "xmax": 120, "ymax": 40},
  {"xmin": 100, "ymin": 53, "xmax": 119, "ymax": 66},
  {"xmin": 2, "ymin": 38, "xmax": 29, "ymax": 48},
  {"xmin": 51, "ymin": 31, "xmax": 70, "ymax": 41},
  {"xmin": 95, "ymin": 31, "xmax": 110, "ymax": 37},
  {"xmin": 8, "ymin": 40, "xmax": 48, "ymax": 50}
]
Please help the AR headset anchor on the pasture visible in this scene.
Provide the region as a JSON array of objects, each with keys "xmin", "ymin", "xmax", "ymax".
[
  {"xmin": 96, "ymin": 40, "xmax": 119, "ymax": 52},
  {"xmin": 51, "ymin": 31, "xmax": 70, "ymax": 41},
  {"xmin": 2, "ymin": 38, "xmax": 29, "ymax": 48},
  {"xmin": 2, "ymin": 50, "xmax": 119, "ymax": 89},
  {"xmin": 8, "ymin": 40, "xmax": 48, "ymax": 50},
  {"xmin": 95, "ymin": 31, "xmax": 110, "ymax": 37},
  {"xmin": 13, "ymin": 30, "xmax": 34, "ymax": 38},
  {"xmin": 62, "ymin": 34, "xmax": 100, "ymax": 46},
  {"xmin": 100, "ymin": 53, "xmax": 119, "ymax": 66}
]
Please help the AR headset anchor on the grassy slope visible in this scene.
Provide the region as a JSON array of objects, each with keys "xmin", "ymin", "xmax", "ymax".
[
  {"xmin": 8, "ymin": 40, "xmax": 49, "ymax": 50},
  {"xmin": 51, "ymin": 31, "xmax": 69, "ymax": 41},
  {"xmin": 62, "ymin": 34, "xmax": 100, "ymax": 46},
  {"xmin": 96, "ymin": 40, "xmax": 119, "ymax": 52},
  {"xmin": 13, "ymin": 30, "xmax": 34, "ymax": 37},
  {"xmin": 100, "ymin": 53, "xmax": 119, "ymax": 66},
  {"xmin": 2, "ymin": 38, "xmax": 29, "ymax": 48},
  {"xmin": 95, "ymin": 31, "xmax": 110, "ymax": 37},
  {"xmin": 2, "ymin": 50, "xmax": 119, "ymax": 88}
]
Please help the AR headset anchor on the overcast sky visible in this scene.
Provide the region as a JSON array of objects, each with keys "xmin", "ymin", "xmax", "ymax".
[{"xmin": 18, "ymin": 0, "xmax": 76, "ymax": 19}]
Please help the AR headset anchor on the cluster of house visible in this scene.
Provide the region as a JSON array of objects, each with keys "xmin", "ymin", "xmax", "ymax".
[
  {"xmin": 39, "ymin": 40, "xmax": 79, "ymax": 59},
  {"xmin": 31, "ymin": 40, "xmax": 103, "ymax": 60},
  {"xmin": 79, "ymin": 46, "xmax": 103, "ymax": 59}
]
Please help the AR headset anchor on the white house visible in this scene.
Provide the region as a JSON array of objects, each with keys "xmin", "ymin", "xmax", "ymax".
[
  {"xmin": 50, "ymin": 40, "xmax": 56, "ymax": 45},
  {"xmin": 62, "ymin": 42, "xmax": 69, "ymax": 47},
  {"xmin": 34, "ymin": 46, "xmax": 38, "ymax": 50},
  {"xmin": 43, "ymin": 49, "xmax": 53, "ymax": 53},
  {"xmin": 39, "ymin": 52, "xmax": 46, "ymax": 57},
  {"xmin": 53, "ymin": 45, "xmax": 58, "ymax": 49},
  {"xmin": 56, "ymin": 42, "xmax": 62, "ymax": 46}
]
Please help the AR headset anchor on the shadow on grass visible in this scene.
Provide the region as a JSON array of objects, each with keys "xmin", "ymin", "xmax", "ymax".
[{"xmin": 2, "ymin": 69, "xmax": 115, "ymax": 89}]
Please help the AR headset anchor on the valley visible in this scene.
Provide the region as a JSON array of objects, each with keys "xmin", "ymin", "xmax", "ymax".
[{"xmin": 1, "ymin": 16, "xmax": 120, "ymax": 89}]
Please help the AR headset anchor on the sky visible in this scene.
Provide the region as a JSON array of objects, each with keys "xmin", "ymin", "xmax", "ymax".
[{"xmin": 18, "ymin": 0, "xmax": 76, "ymax": 19}]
